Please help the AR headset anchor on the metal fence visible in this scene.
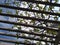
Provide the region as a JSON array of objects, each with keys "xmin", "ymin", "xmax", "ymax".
[{"xmin": 0, "ymin": 0, "xmax": 60, "ymax": 45}]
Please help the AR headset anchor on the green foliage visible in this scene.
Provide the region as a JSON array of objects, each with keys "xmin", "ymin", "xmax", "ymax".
[
  {"xmin": 36, "ymin": 42, "xmax": 41, "ymax": 45},
  {"xmin": 29, "ymin": 4, "xmax": 33, "ymax": 9},
  {"xmin": 36, "ymin": 4, "xmax": 42, "ymax": 10},
  {"xmin": 58, "ymin": 24, "xmax": 60, "ymax": 28},
  {"xmin": 16, "ymin": 10, "xmax": 18, "ymax": 15},
  {"xmin": 5, "ymin": 3, "xmax": 9, "ymax": 5},
  {"xmin": 47, "ymin": 29, "xmax": 57, "ymax": 35},
  {"xmin": 13, "ymin": 0, "xmax": 59, "ymax": 45},
  {"xmin": 55, "ymin": 0, "xmax": 58, "ymax": 3},
  {"xmin": 6, "ymin": 11, "xmax": 12, "ymax": 14},
  {"xmin": 34, "ymin": 28, "xmax": 39, "ymax": 32},
  {"xmin": 0, "ymin": 8, "xmax": 2, "ymax": 13},
  {"xmin": 48, "ymin": 6, "xmax": 54, "ymax": 11}
]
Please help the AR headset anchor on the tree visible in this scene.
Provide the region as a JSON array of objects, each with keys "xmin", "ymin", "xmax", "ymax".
[{"xmin": 13, "ymin": 0, "xmax": 59, "ymax": 45}]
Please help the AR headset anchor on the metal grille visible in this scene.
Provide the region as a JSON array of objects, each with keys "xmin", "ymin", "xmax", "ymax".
[{"xmin": 0, "ymin": 0, "xmax": 60, "ymax": 45}]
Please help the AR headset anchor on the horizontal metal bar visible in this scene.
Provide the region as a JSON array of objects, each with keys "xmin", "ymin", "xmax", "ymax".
[
  {"xmin": 0, "ymin": 38, "xmax": 57, "ymax": 44},
  {"xmin": 0, "ymin": 38, "xmax": 36, "ymax": 45},
  {"xmin": 0, "ymin": 5, "xmax": 60, "ymax": 16},
  {"xmin": 18, "ymin": 0, "xmax": 60, "ymax": 7},
  {"xmin": 0, "ymin": 27, "xmax": 56, "ymax": 38},
  {"xmin": 0, "ymin": 20, "xmax": 59, "ymax": 32},
  {"xmin": 0, "ymin": 32, "xmax": 56, "ymax": 43},
  {"xmin": 0, "ymin": 13, "xmax": 60, "ymax": 24}
]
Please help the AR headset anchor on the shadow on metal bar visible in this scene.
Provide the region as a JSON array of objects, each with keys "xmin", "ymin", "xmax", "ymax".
[
  {"xmin": 0, "ymin": 20, "xmax": 59, "ymax": 31},
  {"xmin": 0, "ymin": 13, "xmax": 60, "ymax": 24},
  {"xmin": 18, "ymin": 0, "xmax": 60, "ymax": 7},
  {"xmin": 0, "ymin": 32, "xmax": 57, "ymax": 43},
  {"xmin": 0, "ymin": 5, "xmax": 60, "ymax": 16},
  {"xmin": 0, "ymin": 38, "xmax": 36, "ymax": 45},
  {"xmin": 0, "ymin": 27, "xmax": 56, "ymax": 38}
]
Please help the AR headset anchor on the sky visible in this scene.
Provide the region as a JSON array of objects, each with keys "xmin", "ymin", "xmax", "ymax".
[
  {"xmin": 0, "ymin": 0, "xmax": 18, "ymax": 45},
  {"xmin": 0, "ymin": 0, "xmax": 16, "ymax": 41},
  {"xmin": 0, "ymin": 0, "xmax": 25, "ymax": 45}
]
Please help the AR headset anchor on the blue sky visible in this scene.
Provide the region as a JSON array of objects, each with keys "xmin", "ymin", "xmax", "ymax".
[
  {"xmin": 0, "ymin": 0, "xmax": 17, "ymax": 41},
  {"xmin": 0, "ymin": 0, "xmax": 25, "ymax": 44}
]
